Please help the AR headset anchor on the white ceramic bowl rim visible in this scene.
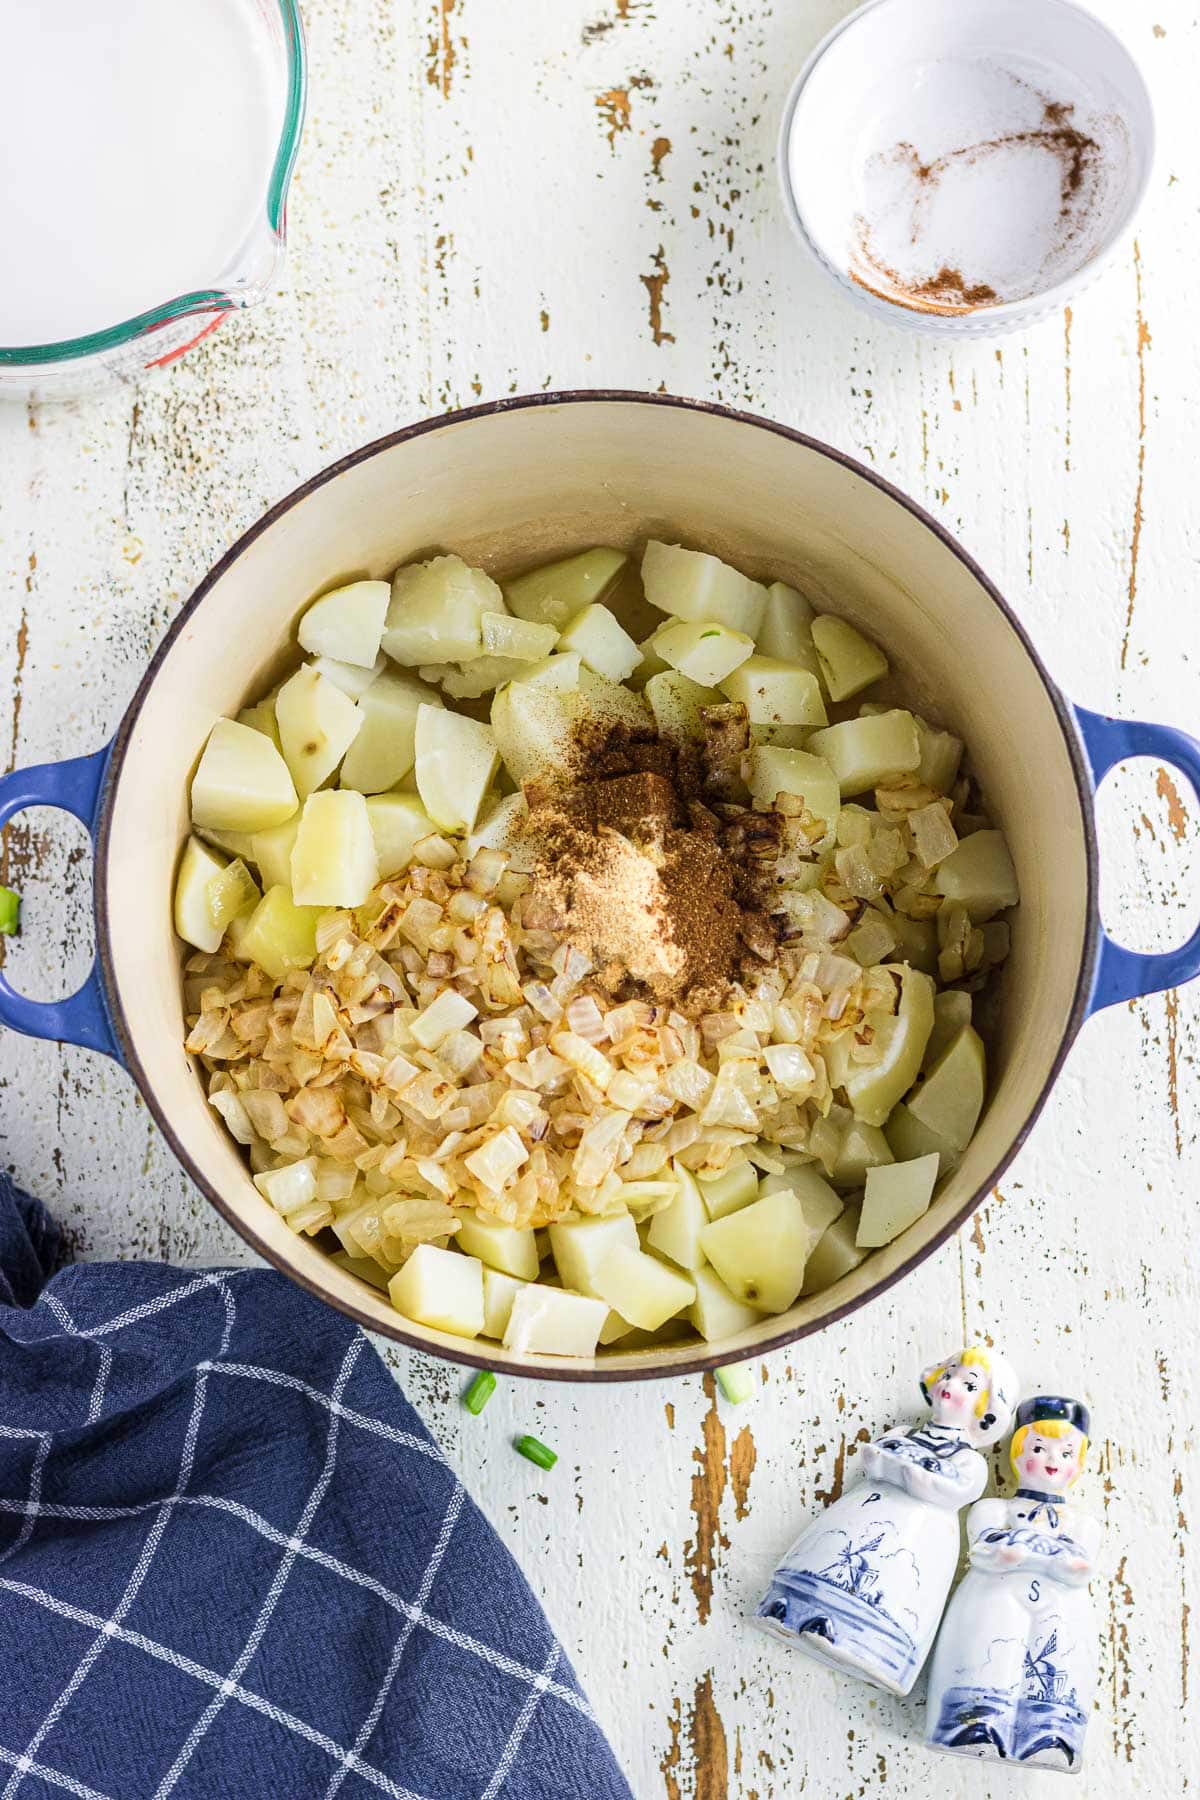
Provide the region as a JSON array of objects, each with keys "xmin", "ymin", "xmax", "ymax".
[
  {"xmin": 777, "ymin": 0, "xmax": 1156, "ymax": 333},
  {"xmin": 88, "ymin": 391, "xmax": 1102, "ymax": 1379}
]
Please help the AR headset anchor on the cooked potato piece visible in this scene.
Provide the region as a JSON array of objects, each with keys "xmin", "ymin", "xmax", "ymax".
[
  {"xmin": 646, "ymin": 1165, "xmax": 707, "ymax": 1271},
  {"xmin": 688, "ymin": 1266, "xmax": 762, "ymax": 1342},
  {"xmin": 365, "ymin": 794, "xmax": 438, "ymax": 878},
  {"xmin": 907, "ymin": 1024, "xmax": 986, "ymax": 1150},
  {"xmin": 831, "ymin": 1121, "xmax": 894, "ymax": 1187},
  {"xmin": 653, "ymin": 619, "xmax": 755, "ymax": 687},
  {"xmin": 340, "ymin": 667, "xmax": 440, "ymax": 795},
  {"xmin": 229, "ymin": 884, "xmax": 323, "ymax": 981},
  {"xmin": 174, "ymin": 836, "xmax": 228, "ymax": 952},
  {"xmin": 806, "ymin": 710, "xmax": 921, "ymax": 796},
  {"xmin": 276, "ymin": 666, "xmax": 363, "ymax": 799},
  {"xmin": 236, "ymin": 691, "xmax": 282, "ymax": 750},
  {"xmin": 490, "ymin": 667, "xmax": 649, "ymax": 785},
  {"xmin": 549, "ymin": 1212, "xmax": 638, "ymax": 1297},
  {"xmin": 801, "ymin": 1204, "xmax": 867, "ymax": 1295},
  {"xmin": 482, "ymin": 1268, "xmax": 529, "ymax": 1340},
  {"xmin": 696, "ymin": 1160, "xmax": 760, "ymax": 1221},
  {"xmin": 502, "ymin": 1283, "xmax": 608, "ymax": 1356},
  {"xmin": 592, "ymin": 1244, "xmax": 696, "ymax": 1332},
  {"xmin": 699, "ymin": 1186, "xmax": 811, "ymax": 1313},
  {"xmin": 925, "ymin": 989, "xmax": 973, "ymax": 1069},
  {"xmin": 389, "ymin": 1244, "xmax": 484, "ymax": 1338},
  {"xmin": 191, "ymin": 718, "xmax": 299, "ymax": 834},
  {"xmin": 310, "ymin": 652, "xmax": 385, "ymax": 700},
  {"xmin": 888, "ymin": 912, "xmax": 938, "ymax": 975},
  {"xmin": 520, "ymin": 651, "xmax": 583, "ymax": 690},
  {"xmin": 383, "ymin": 555, "xmax": 504, "ymax": 665},
  {"xmin": 810, "ymin": 615, "xmax": 889, "ymax": 701},
  {"xmin": 632, "ymin": 632, "xmax": 671, "ymax": 687},
  {"xmin": 857, "ymin": 1153, "xmax": 940, "ymax": 1247},
  {"xmin": 935, "ymin": 830, "xmax": 1019, "ymax": 920},
  {"xmin": 641, "ymin": 541, "xmax": 768, "ymax": 636},
  {"xmin": 480, "ymin": 611, "xmax": 558, "ymax": 660},
  {"xmin": 557, "ymin": 603, "xmax": 641, "ymax": 683},
  {"xmin": 644, "ymin": 670, "xmax": 722, "ymax": 742},
  {"xmin": 291, "ymin": 790, "xmax": 379, "ymax": 907},
  {"xmin": 719, "ymin": 657, "xmax": 828, "ymax": 728},
  {"xmin": 455, "ymin": 1211, "xmax": 539, "ymax": 1281},
  {"xmin": 884, "ymin": 1103, "xmax": 960, "ymax": 1177},
  {"xmin": 414, "ymin": 705, "xmax": 499, "ymax": 834},
  {"xmin": 916, "ymin": 716, "xmax": 963, "ymax": 793},
  {"xmin": 758, "ymin": 1165, "xmax": 844, "ymax": 1243},
  {"xmin": 298, "ymin": 580, "xmax": 390, "ymax": 669},
  {"xmin": 844, "ymin": 965, "xmax": 935, "ymax": 1126},
  {"xmin": 757, "ymin": 581, "xmax": 819, "ymax": 668},
  {"xmin": 502, "ymin": 547, "xmax": 627, "ymax": 629},
  {"xmin": 250, "ymin": 817, "xmax": 300, "ymax": 891},
  {"xmin": 747, "ymin": 746, "xmax": 840, "ymax": 835}
]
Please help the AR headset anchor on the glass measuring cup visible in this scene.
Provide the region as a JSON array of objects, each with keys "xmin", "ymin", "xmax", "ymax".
[{"xmin": 0, "ymin": 0, "xmax": 306, "ymax": 399}]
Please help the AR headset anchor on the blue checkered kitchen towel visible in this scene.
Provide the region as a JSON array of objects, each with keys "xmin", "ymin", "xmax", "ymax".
[{"xmin": 0, "ymin": 1179, "xmax": 633, "ymax": 1800}]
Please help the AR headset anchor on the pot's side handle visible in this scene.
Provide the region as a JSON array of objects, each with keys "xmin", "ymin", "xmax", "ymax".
[
  {"xmin": 0, "ymin": 744, "xmax": 122, "ymax": 1060},
  {"xmin": 1075, "ymin": 705, "xmax": 1200, "ymax": 1013}
]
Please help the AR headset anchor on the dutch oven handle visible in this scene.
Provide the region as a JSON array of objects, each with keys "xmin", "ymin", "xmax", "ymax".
[
  {"xmin": 1076, "ymin": 705, "xmax": 1200, "ymax": 1013},
  {"xmin": 0, "ymin": 743, "xmax": 121, "ymax": 1060}
]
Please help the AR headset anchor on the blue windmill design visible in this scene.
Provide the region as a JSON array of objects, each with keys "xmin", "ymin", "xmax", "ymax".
[
  {"xmin": 819, "ymin": 1530, "xmax": 887, "ymax": 1604},
  {"xmin": 1022, "ymin": 1630, "xmax": 1076, "ymax": 1705}
]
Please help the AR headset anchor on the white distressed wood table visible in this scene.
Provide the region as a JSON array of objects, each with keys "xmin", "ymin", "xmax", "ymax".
[{"xmin": 1, "ymin": 1, "xmax": 1197, "ymax": 1793}]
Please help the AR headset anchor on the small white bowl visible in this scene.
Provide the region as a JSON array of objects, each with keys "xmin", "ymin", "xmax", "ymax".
[{"xmin": 779, "ymin": 0, "xmax": 1154, "ymax": 335}]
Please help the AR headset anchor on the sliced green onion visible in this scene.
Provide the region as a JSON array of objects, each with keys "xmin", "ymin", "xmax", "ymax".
[
  {"xmin": 715, "ymin": 1361, "xmax": 755, "ymax": 1406},
  {"xmin": 463, "ymin": 1370, "xmax": 496, "ymax": 1414},
  {"xmin": 516, "ymin": 1434, "xmax": 557, "ymax": 1470},
  {"xmin": 0, "ymin": 886, "xmax": 20, "ymax": 936}
]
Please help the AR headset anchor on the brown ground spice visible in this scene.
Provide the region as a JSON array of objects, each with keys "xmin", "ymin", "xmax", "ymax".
[{"xmin": 518, "ymin": 718, "xmax": 781, "ymax": 1013}]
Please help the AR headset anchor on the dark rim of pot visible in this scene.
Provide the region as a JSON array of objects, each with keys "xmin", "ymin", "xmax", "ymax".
[{"xmin": 94, "ymin": 390, "xmax": 1101, "ymax": 1381}]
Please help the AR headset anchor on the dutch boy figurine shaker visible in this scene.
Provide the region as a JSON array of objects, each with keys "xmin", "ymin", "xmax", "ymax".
[
  {"xmin": 925, "ymin": 1395, "xmax": 1098, "ymax": 1771},
  {"xmin": 754, "ymin": 1344, "xmax": 1018, "ymax": 1695}
]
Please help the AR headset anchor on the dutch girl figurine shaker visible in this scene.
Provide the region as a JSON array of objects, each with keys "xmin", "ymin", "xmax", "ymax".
[
  {"xmin": 926, "ymin": 1395, "xmax": 1098, "ymax": 1771},
  {"xmin": 754, "ymin": 1345, "xmax": 1018, "ymax": 1695}
]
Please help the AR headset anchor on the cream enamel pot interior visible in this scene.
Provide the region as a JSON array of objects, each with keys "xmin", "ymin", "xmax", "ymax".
[{"xmin": 4, "ymin": 392, "xmax": 1200, "ymax": 1381}]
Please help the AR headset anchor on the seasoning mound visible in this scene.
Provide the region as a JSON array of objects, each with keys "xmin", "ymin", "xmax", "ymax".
[{"xmin": 518, "ymin": 717, "xmax": 780, "ymax": 1014}]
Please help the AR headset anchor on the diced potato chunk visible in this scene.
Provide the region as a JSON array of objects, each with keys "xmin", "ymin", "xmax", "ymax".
[
  {"xmin": 916, "ymin": 717, "xmax": 963, "ymax": 792},
  {"xmin": 482, "ymin": 1268, "xmax": 528, "ymax": 1340},
  {"xmin": 250, "ymin": 817, "xmax": 301, "ymax": 891},
  {"xmin": 423, "ymin": 656, "xmax": 532, "ymax": 700},
  {"xmin": 758, "ymin": 1166, "xmax": 844, "ymax": 1243},
  {"xmin": 297, "ymin": 580, "xmax": 390, "ymax": 669},
  {"xmin": 641, "ymin": 541, "xmax": 768, "ymax": 636},
  {"xmin": 230, "ymin": 884, "xmax": 323, "ymax": 981},
  {"xmin": 191, "ymin": 717, "xmax": 298, "ymax": 834},
  {"xmin": 884, "ymin": 1103, "xmax": 960, "ymax": 1177},
  {"xmin": 925, "ymin": 989, "xmax": 972, "ymax": 1069},
  {"xmin": 365, "ymin": 794, "xmax": 438, "ymax": 878},
  {"xmin": 520, "ymin": 651, "xmax": 582, "ymax": 689},
  {"xmin": 810, "ymin": 615, "xmax": 889, "ymax": 701},
  {"xmin": 907, "ymin": 1024, "xmax": 986, "ymax": 1150},
  {"xmin": 480, "ymin": 611, "xmax": 558, "ymax": 660},
  {"xmin": 291, "ymin": 790, "xmax": 379, "ymax": 907},
  {"xmin": 592, "ymin": 1244, "xmax": 696, "ymax": 1332},
  {"xmin": 339, "ymin": 667, "xmax": 441, "ymax": 795},
  {"xmin": 276, "ymin": 666, "xmax": 363, "ymax": 799},
  {"xmin": 414, "ymin": 704, "xmax": 499, "ymax": 834},
  {"xmin": 653, "ymin": 619, "xmax": 755, "ymax": 687},
  {"xmin": 557, "ymin": 603, "xmax": 641, "ymax": 683},
  {"xmin": 831, "ymin": 1121, "xmax": 894, "ymax": 1187},
  {"xmin": 388, "ymin": 1244, "xmax": 484, "ymax": 1338},
  {"xmin": 310, "ymin": 653, "xmax": 384, "ymax": 699},
  {"xmin": 806, "ymin": 710, "xmax": 921, "ymax": 796},
  {"xmin": 697, "ymin": 1160, "xmax": 759, "ymax": 1220},
  {"xmin": 688, "ymin": 1266, "xmax": 763, "ymax": 1342},
  {"xmin": 502, "ymin": 1284, "xmax": 608, "ymax": 1356},
  {"xmin": 174, "ymin": 836, "xmax": 228, "ymax": 952},
  {"xmin": 935, "ymin": 830, "xmax": 1019, "ymax": 920},
  {"xmin": 801, "ymin": 1205, "xmax": 867, "ymax": 1295},
  {"xmin": 237, "ymin": 692, "xmax": 281, "ymax": 750},
  {"xmin": 383, "ymin": 555, "xmax": 504, "ymax": 665},
  {"xmin": 699, "ymin": 1186, "xmax": 811, "ymax": 1313},
  {"xmin": 503, "ymin": 548, "xmax": 627, "ymax": 629},
  {"xmin": 549, "ymin": 1213, "xmax": 638, "ymax": 1297},
  {"xmin": 467, "ymin": 792, "xmax": 532, "ymax": 869},
  {"xmin": 456, "ymin": 1211, "xmax": 539, "ymax": 1281},
  {"xmin": 747, "ymin": 746, "xmax": 840, "ymax": 835},
  {"xmin": 758, "ymin": 581, "xmax": 818, "ymax": 667},
  {"xmin": 490, "ymin": 667, "xmax": 649, "ymax": 785},
  {"xmin": 857, "ymin": 1153, "xmax": 940, "ymax": 1247},
  {"xmin": 844, "ymin": 965, "xmax": 935, "ymax": 1126},
  {"xmin": 646, "ymin": 1165, "xmax": 708, "ymax": 1271},
  {"xmin": 644, "ymin": 671, "xmax": 723, "ymax": 742},
  {"xmin": 719, "ymin": 657, "xmax": 828, "ymax": 727}
]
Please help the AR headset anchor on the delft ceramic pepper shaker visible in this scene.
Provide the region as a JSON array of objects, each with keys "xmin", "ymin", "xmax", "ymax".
[
  {"xmin": 925, "ymin": 1395, "xmax": 1099, "ymax": 1772},
  {"xmin": 754, "ymin": 1344, "xmax": 1019, "ymax": 1696}
]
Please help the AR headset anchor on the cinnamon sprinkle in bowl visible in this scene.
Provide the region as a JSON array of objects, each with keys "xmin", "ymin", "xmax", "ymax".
[{"xmin": 779, "ymin": 0, "xmax": 1154, "ymax": 336}]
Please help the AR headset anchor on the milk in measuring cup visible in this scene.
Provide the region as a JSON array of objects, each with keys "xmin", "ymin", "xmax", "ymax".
[{"xmin": 1, "ymin": 0, "xmax": 286, "ymax": 348}]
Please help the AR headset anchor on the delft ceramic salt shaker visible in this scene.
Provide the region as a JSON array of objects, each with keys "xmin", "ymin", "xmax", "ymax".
[
  {"xmin": 754, "ymin": 1344, "xmax": 1019, "ymax": 1695},
  {"xmin": 925, "ymin": 1395, "xmax": 1099, "ymax": 1772}
]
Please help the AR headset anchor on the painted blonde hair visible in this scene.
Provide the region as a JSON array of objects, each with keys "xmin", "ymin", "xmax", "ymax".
[
  {"xmin": 919, "ymin": 1344, "xmax": 1018, "ymax": 1448},
  {"xmin": 1010, "ymin": 1417, "xmax": 1089, "ymax": 1479}
]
